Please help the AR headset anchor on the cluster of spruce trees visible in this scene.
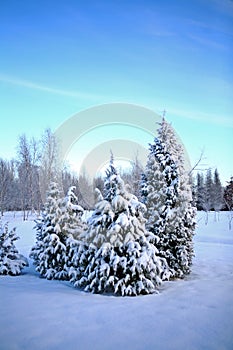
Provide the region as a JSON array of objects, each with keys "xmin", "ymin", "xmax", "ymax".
[
  {"xmin": 194, "ymin": 169, "xmax": 233, "ymax": 226},
  {"xmin": 1, "ymin": 118, "xmax": 232, "ymax": 294},
  {"xmin": 26, "ymin": 118, "xmax": 196, "ymax": 296},
  {"xmin": 195, "ymin": 168, "xmax": 223, "ymax": 212}
]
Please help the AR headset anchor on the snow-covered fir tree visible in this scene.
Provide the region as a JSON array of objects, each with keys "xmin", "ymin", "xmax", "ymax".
[
  {"xmin": 196, "ymin": 173, "xmax": 205, "ymax": 210},
  {"xmin": 212, "ymin": 169, "xmax": 223, "ymax": 216},
  {"xmin": 64, "ymin": 186, "xmax": 87, "ymax": 273},
  {"xmin": 157, "ymin": 118, "xmax": 195, "ymax": 212},
  {"xmin": 158, "ymin": 118, "xmax": 196, "ymax": 274},
  {"xmin": 103, "ymin": 151, "xmax": 118, "ymax": 202},
  {"xmin": 69, "ymin": 158, "xmax": 169, "ymax": 296},
  {"xmin": 140, "ymin": 172, "xmax": 148, "ymax": 200},
  {"xmin": 30, "ymin": 183, "xmax": 85, "ymax": 280},
  {"xmin": 224, "ymin": 177, "xmax": 233, "ymax": 230},
  {"xmin": 157, "ymin": 117, "xmax": 184, "ymax": 167},
  {"xmin": 143, "ymin": 118, "xmax": 196, "ymax": 278},
  {"xmin": 141, "ymin": 143, "xmax": 168, "ymax": 238},
  {"xmin": 30, "ymin": 182, "xmax": 67, "ymax": 279},
  {"xmin": 0, "ymin": 221, "xmax": 28, "ymax": 275},
  {"xmin": 205, "ymin": 168, "xmax": 214, "ymax": 211},
  {"xmin": 224, "ymin": 177, "xmax": 233, "ymax": 211},
  {"xmin": 122, "ymin": 153, "xmax": 144, "ymax": 201},
  {"xmin": 143, "ymin": 138, "xmax": 184, "ymax": 277},
  {"xmin": 63, "ymin": 186, "xmax": 86, "ymax": 239}
]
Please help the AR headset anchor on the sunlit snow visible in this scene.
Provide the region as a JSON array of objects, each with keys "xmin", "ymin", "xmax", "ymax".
[{"xmin": 0, "ymin": 211, "xmax": 232, "ymax": 350}]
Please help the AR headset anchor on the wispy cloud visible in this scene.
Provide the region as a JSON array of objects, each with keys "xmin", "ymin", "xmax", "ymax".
[
  {"xmin": 168, "ymin": 107, "xmax": 233, "ymax": 128},
  {"xmin": 145, "ymin": 27, "xmax": 176, "ymax": 38},
  {"xmin": 187, "ymin": 18, "xmax": 233, "ymax": 36},
  {"xmin": 0, "ymin": 74, "xmax": 103, "ymax": 100},
  {"xmin": 187, "ymin": 34, "xmax": 229, "ymax": 51},
  {"xmin": 212, "ymin": 0, "xmax": 233, "ymax": 17}
]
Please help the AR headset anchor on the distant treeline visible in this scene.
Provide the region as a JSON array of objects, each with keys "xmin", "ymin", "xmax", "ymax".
[
  {"xmin": 195, "ymin": 168, "xmax": 232, "ymax": 212},
  {"xmin": 0, "ymin": 128, "xmax": 232, "ymax": 218}
]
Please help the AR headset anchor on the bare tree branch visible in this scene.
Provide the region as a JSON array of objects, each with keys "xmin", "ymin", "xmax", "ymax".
[{"xmin": 189, "ymin": 148, "xmax": 207, "ymax": 174}]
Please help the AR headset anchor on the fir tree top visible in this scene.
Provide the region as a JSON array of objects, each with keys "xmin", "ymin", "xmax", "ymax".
[
  {"xmin": 86, "ymin": 160, "xmax": 150, "ymax": 248},
  {"xmin": 104, "ymin": 152, "xmax": 119, "ymax": 202},
  {"xmin": 157, "ymin": 117, "xmax": 185, "ymax": 172}
]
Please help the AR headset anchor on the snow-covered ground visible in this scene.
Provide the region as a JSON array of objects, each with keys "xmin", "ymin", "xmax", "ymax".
[{"xmin": 0, "ymin": 211, "xmax": 233, "ymax": 350}]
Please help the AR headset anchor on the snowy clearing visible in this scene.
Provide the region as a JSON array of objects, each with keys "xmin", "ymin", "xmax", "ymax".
[{"xmin": 0, "ymin": 211, "xmax": 233, "ymax": 350}]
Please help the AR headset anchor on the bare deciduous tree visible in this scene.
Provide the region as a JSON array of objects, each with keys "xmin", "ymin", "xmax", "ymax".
[
  {"xmin": 0, "ymin": 159, "xmax": 15, "ymax": 215},
  {"xmin": 39, "ymin": 128, "xmax": 62, "ymax": 204}
]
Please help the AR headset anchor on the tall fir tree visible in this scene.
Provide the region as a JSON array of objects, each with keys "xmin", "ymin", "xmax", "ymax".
[
  {"xmin": 0, "ymin": 222, "xmax": 28, "ymax": 275},
  {"xmin": 143, "ymin": 118, "xmax": 196, "ymax": 278},
  {"xmin": 69, "ymin": 158, "xmax": 169, "ymax": 296},
  {"xmin": 157, "ymin": 118, "xmax": 194, "ymax": 209},
  {"xmin": 158, "ymin": 118, "xmax": 196, "ymax": 274},
  {"xmin": 142, "ymin": 141, "xmax": 168, "ymax": 235}
]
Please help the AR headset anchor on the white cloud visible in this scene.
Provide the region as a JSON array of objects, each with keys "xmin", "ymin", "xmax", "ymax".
[{"xmin": 0, "ymin": 74, "xmax": 103, "ymax": 100}]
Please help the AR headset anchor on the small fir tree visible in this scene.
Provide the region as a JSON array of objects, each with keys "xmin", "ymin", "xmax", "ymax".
[
  {"xmin": 30, "ymin": 182, "xmax": 86, "ymax": 280},
  {"xmin": 0, "ymin": 221, "xmax": 28, "ymax": 275},
  {"xmin": 64, "ymin": 186, "xmax": 87, "ymax": 273},
  {"xmin": 30, "ymin": 182, "xmax": 68, "ymax": 279},
  {"xmin": 69, "ymin": 159, "xmax": 169, "ymax": 296}
]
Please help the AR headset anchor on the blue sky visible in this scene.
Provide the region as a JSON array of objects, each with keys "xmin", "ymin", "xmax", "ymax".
[{"xmin": 0, "ymin": 0, "xmax": 232, "ymax": 184}]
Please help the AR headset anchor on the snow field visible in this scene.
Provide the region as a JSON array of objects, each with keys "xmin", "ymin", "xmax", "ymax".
[{"xmin": 0, "ymin": 211, "xmax": 233, "ymax": 350}]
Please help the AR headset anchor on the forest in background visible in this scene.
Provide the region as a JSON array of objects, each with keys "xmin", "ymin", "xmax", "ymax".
[{"xmin": 0, "ymin": 127, "xmax": 232, "ymax": 219}]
